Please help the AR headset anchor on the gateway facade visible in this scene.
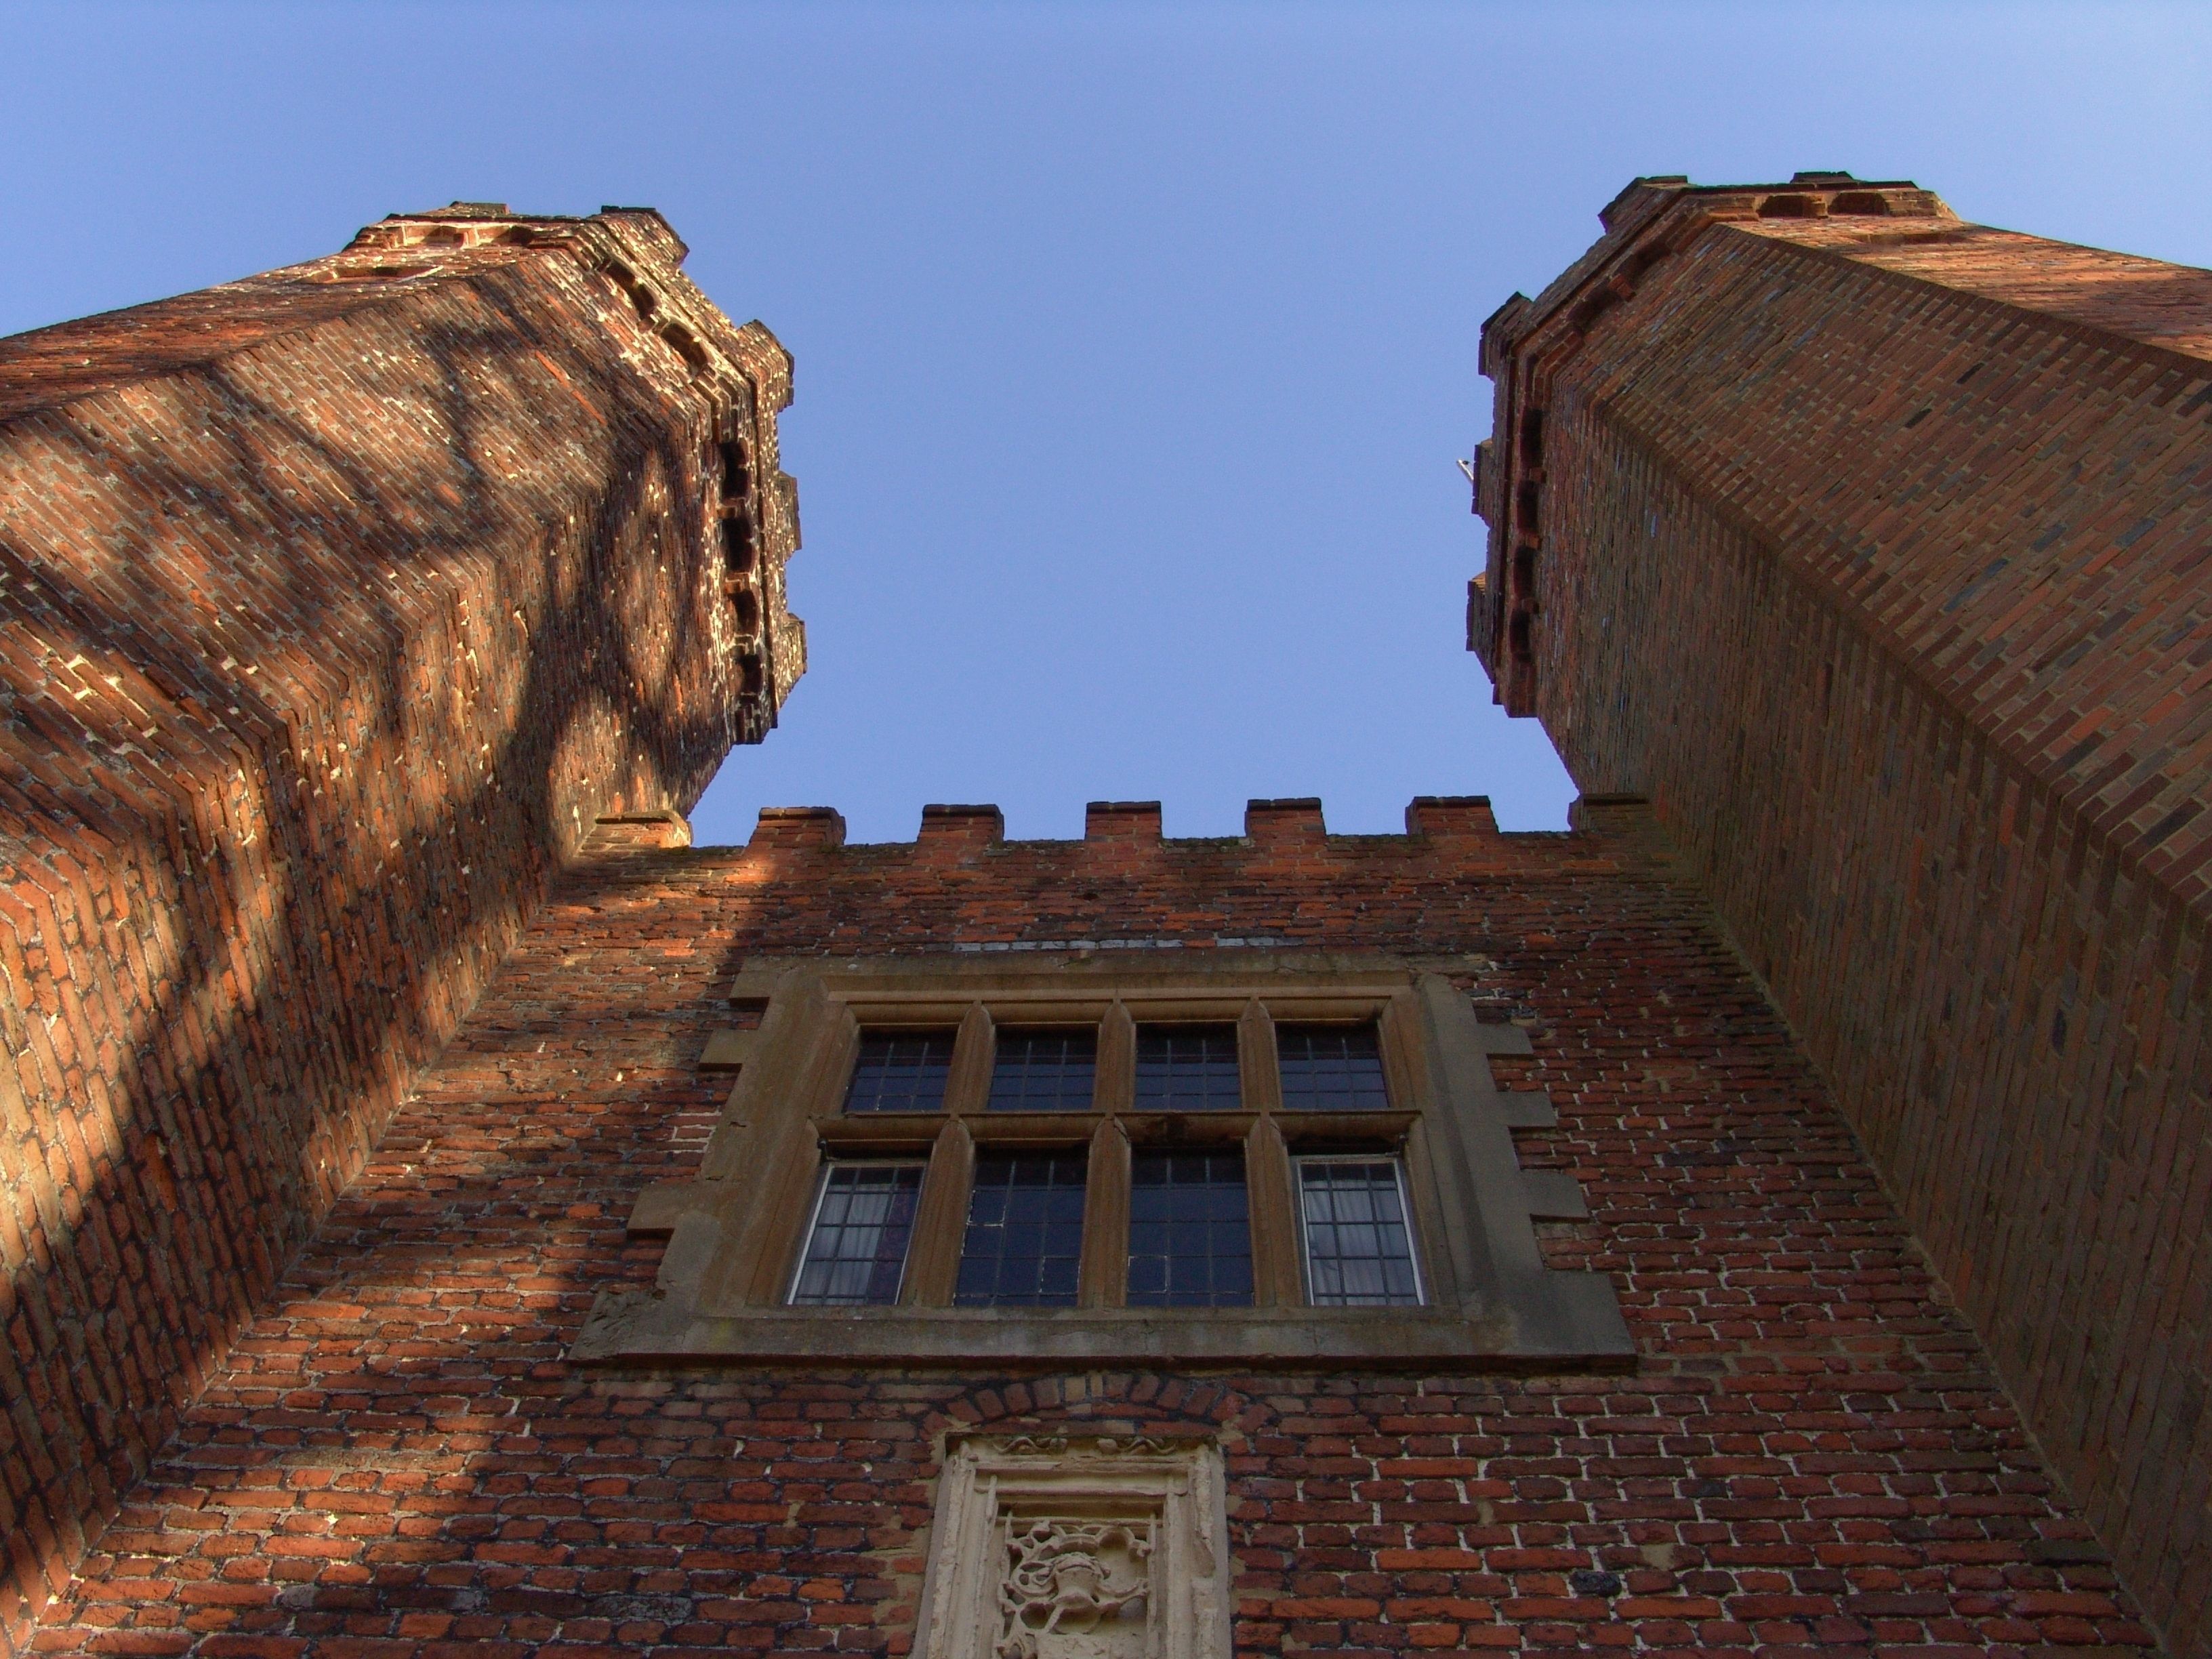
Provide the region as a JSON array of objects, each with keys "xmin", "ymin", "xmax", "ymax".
[{"xmin": 1, "ymin": 182, "xmax": 2203, "ymax": 1654}]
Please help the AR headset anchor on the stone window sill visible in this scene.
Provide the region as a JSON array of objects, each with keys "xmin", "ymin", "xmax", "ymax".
[{"xmin": 573, "ymin": 1292, "xmax": 1632, "ymax": 1368}]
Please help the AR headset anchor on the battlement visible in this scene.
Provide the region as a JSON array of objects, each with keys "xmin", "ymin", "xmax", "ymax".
[{"xmin": 716, "ymin": 794, "xmax": 1648, "ymax": 855}]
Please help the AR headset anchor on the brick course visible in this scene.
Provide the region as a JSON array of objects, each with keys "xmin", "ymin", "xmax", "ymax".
[
  {"xmin": 0, "ymin": 206, "xmax": 802, "ymax": 1648},
  {"xmin": 26, "ymin": 809, "xmax": 2146, "ymax": 1654},
  {"xmin": 1474, "ymin": 177, "xmax": 2212, "ymax": 1649}
]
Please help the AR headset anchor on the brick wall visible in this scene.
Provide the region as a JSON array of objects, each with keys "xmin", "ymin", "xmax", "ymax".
[
  {"xmin": 27, "ymin": 808, "xmax": 2146, "ymax": 1654},
  {"xmin": 0, "ymin": 205, "xmax": 802, "ymax": 1647},
  {"xmin": 1475, "ymin": 178, "xmax": 2212, "ymax": 1648}
]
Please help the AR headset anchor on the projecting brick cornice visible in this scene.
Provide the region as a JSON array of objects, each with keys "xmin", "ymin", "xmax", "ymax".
[
  {"xmin": 1470, "ymin": 173, "xmax": 1949, "ymax": 709},
  {"xmin": 1473, "ymin": 175, "xmax": 2212, "ymax": 916}
]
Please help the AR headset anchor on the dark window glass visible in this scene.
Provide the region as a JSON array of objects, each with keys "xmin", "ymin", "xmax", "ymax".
[
  {"xmin": 1126, "ymin": 1151, "xmax": 1252, "ymax": 1307},
  {"xmin": 787, "ymin": 1163, "xmax": 924, "ymax": 1306},
  {"xmin": 987, "ymin": 1028, "xmax": 1098, "ymax": 1112},
  {"xmin": 954, "ymin": 1153, "xmax": 1088, "ymax": 1307},
  {"xmin": 844, "ymin": 1030, "xmax": 956, "ymax": 1113},
  {"xmin": 1277, "ymin": 1023, "xmax": 1391, "ymax": 1111},
  {"xmin": 1133, "ymin": 1025, "xmax": 1242, "ymax": 1111},
  {"xmin": 1296, "ymin": 1158, "xmax": 1423, "ymax": 1307}
]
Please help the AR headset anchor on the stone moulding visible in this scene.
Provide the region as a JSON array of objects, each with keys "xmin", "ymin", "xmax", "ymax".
[
  {"xmin": 573, "ymin": 950, "xmax": 1633, "ymax": 1369},
  {"xmin": 912, "ymin": 1434, "xmax": 1231, "ymax": 1659}
]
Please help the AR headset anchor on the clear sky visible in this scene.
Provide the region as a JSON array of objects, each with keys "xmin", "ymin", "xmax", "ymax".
[{"xmin": 4, "ymin": 2, "xmax": 2207, "ymax": 844}]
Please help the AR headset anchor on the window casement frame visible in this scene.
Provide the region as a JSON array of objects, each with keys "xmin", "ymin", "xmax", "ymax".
[
  {"xmin": 1290, "ymin": 1153, "xmax": 1427, "ymax": 1309},
  {"xmin": 578, "ymin": 952, "xmax": 1634, "ymax": 1369},
  {"xmin": 747, "ymin": 981, "xmax": 1436, "ymax": 1317},
  {"xmin": 786, "ymin": 1156, "xmax": 928, "ymax": 1307}
]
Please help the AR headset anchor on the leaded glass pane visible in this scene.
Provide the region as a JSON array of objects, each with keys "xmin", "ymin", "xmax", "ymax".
[
  {"xmin": 987, "ymin": 1028, "xmax": 1098, "ymax": 1112},
  {"xmin": 788, "ymin": 1163, "xmax": 924, "ymax": 1306},
  {"xmin": 1276, "ymin": 1023, "xmax": 1391, "ymax": 1111},
  {"xmin": 844, "ymin": 1030, "xmax": 956, "ymax": 1113},
  {"xmin": 1127, "ymin": 1151, "xmax": 1252, "ymax": 1307},
  {"xmin": 1133, "ymin": 1025, "xmax": 1242, "ymax": 1111},
  {"xmin": 1296, "ymin": 1158, "xmax": 1423, "ymax": 1307},
  {"xmin": 954, "ymin": 1153, "xmax": 1088, "ymax": 1307}
]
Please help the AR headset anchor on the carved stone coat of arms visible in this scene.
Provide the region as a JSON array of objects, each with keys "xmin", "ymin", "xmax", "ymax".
[{"xmin": 914, "ymin": 1435, "xmax": 1231, "ymax": 1659}]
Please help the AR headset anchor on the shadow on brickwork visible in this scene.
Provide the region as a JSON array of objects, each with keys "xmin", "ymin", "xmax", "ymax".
[
  {"xmin": 0, "ymin": 274, "xmax": 748, "ymax": 1651},
  {"xmin": 16, "ymin": 846, "xmax": 731, "ymax": 1652},
  {"xmin": 20, "ymin": 836, "xmax": 2164, "ymax": 1656},
  {"xmin": 20, "ymin": 850, "xmax": 935, "ymax": 1654},
  {"xmin": 25, "ymin": 838, "xmax": 1268, "ymax": 1652}
]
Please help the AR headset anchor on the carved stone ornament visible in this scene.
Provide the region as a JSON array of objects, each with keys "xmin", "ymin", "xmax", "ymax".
[{"xmin": 914, "ymin": 1435, "xmax": 1231, "ymax": 1659}]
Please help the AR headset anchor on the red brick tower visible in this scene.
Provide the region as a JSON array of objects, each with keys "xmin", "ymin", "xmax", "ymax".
[
  {"xmin": 1473, "ymin": 173, "xmax": 2212, "ymax": 1646},
  {"xmin": 0, "ymin": 204, "xmax": 800, "ymax": 1635}
]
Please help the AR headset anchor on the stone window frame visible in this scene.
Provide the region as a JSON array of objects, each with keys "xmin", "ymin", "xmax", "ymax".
[{"xmin": 575, "ymin": 951, "xmax": 1632, "ymax": 1367}]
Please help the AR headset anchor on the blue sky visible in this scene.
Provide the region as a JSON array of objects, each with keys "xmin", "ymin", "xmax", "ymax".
[{"xmin": 3, "ymin": 2, "xmax": 2207, "ymax": 844}]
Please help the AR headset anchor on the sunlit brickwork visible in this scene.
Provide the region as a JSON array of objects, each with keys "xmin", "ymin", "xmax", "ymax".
[
  {"xmin": 1475, "ymin": 173, "xmax": 2212, "ymax": 1650},
  {"xmin": 0, "ymin": 204, "xmax": 802, "ymax": 1645},
  {"xmin": 3, "ymin": 171, "xmax": 2196, "ymax": 1659},
  {"xmin": 26, "ymin": 801, "xmax": 2147, "ymax": 1655}
]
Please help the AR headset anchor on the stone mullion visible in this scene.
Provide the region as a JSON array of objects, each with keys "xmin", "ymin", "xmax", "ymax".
[
  {"xmin": 903, "ymin": 1118, "xmax": 975, "ymax": 1307},
  {"xmin": 944, "ymin": 1002, "xmax": 995, "ymax": 1115},
  {"xmin": 1236, "ymin": 998, "xmax": 1280, "ymax": 1114},
  {"xmin": 1094, "ymin": 1002, "xmax": 1136, "ymax": 1114},
  {"xmin": 1079, "ymin": 1118, "xmax": 1130, "ymax": 1308},
  {"xmin": 1245, "ymin": 1115, "xmax": 1302, "ymax": 1308}
]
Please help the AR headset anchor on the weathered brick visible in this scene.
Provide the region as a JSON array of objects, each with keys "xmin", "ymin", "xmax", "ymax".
[
  {"xmin": 1474, "ymin": 171, "xmax": 2211, "ymax": 1653},
  {"xmin": 0, "ymin": 203, "xmax": 801, "ymax": 1648},
  {"xmin": 10, "ymin": 802, "xmax": 2154, "ymax": 1655},
  {"xmin": 7, "ymin": 177, "xmax": 2194, "ymax": 1659}
]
